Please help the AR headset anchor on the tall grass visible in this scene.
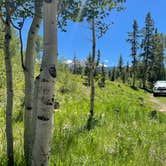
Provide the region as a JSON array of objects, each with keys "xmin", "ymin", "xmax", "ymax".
[{"xmin": 0, "ymin": 63, "xmax": 166, "ymax": 165}]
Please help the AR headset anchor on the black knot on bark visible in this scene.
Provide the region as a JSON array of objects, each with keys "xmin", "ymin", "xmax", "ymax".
[
  {"xmin": 46, "ymin": 99, "xmax": 53, "ymax": 106},
  {"xmin": 37, "ymin": 116, "xmax": 49, "ymax": 121},
  {"xmin": 49, "ymin": 65, "xmax": 56, "ymax": 78},
  {"xmin": 46, "ymin": 101, "xmax": 53, "ymax": 106},
  {"xmin": 5, "ymin": 34, "xmax": 11, "ymax": 40},
  {"xmin": 54, "ymin": 101, "xmax": 60, "ymax": 109},
  {"xmin": 36, "ymin": 75, "xmax": 40, "ymax": 80},
  {"xmin": 26, "ymin": 106, "xmax": 32, "ymax": 110}
]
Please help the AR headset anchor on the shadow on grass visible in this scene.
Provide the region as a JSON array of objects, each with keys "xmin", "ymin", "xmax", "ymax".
[
  {"xmin": 86, "ymin": 115, "xmax": 102, "ymax": 131},
  {"xmin": 130, "ymin": 86, "xmax": 139, "ymax": 91},
  {"xmin": 140, "ymin": 87, "xmax": 152, "ymax": 93}
]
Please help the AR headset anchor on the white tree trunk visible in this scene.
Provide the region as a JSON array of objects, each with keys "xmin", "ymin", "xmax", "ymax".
[
  {"xmin": 30, "ymin": 77, "xmax": 40, "ymax": 157},
  {"xmin": 4, "ymin": 5, "xmax": 14, "ymax": 165},
  {"xmin": 24, "ymin": 0, "xmax": 43, "ymax": 164},
  {"xmin": 32, "ymin": 0, "xmax": 57, "ymax": 165}
]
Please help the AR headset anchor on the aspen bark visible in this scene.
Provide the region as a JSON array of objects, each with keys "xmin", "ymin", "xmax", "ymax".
[
  {"xmin": 4, "ymin": 3, "xmax": 14, "ymax": 165},
  {"xmin": 30, "ymin": 77, "xmax": 40, "ymax": 159},
  {"xmin": 32, "ymin": 0, "xmax": 57, "ymax": 165},
  {"xmin": 87, "ymin": 18, "xmax": 96, "ymax": 130},
  {"xmin": 24, "ymin": 0, "xmax": 43, "ymax": 164}
]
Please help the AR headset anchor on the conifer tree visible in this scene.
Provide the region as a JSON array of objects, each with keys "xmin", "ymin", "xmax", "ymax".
[
  {"xmin": 122, "ymin": 69, "xmax": 126, "ymax": 83},
  {"xmin": 76, "ymin": 62, "xmax": 83, "ymax": 75},
  {"xmin": 98, "ymin": 63, "xmax": 106, "ymax": 87},
  {"xmin": 140, "ymin": 12, "xmax": 154, "ymax": 89},
  {"xmin": 110, "ymin": 67, "xmax": 116, "ymax": 81},
  {"xmin": 117, "ymin": 54, "xmax": 123, "ymax": 80},
  {"xmin": 108, "ymin": 70, "xmax": 111, "ymax": 80},
  {"xmin": 84, "ymin": 54, "xmax": 91, "ymax": 86},
  {"xmin": 149, "ymin": 29, "xmax": 165, "ymax": 83},
  {"xmin": 101, "ymin": 63, "xmax": 106, "ymax": 86},
  {"xmin": 160, "ymin": 33, "xmax": 166, "ymax": 49},
  {"xmin": 127, "ymin": 20, "xmax": 140, "ymax": 87},
  {"xmin": 125, "ymin": 62, "xmax": 130, "ymax": 83},
  {"xmin": 73, "ymin": 53, "xmax": 77, "ymax": 74}
]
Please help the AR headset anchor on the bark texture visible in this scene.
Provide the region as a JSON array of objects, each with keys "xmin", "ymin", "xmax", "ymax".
[
  {"xmin": 87, "ymin": 18, "xmax": 96, "ymax": 130},
  {"xmin": 30, "ymin": 77, "xmax": 40, "ymax": 156},
  {"xmin": 32, "ymin": 0, "xmax": 57, "ymax": 165},
  {"xmin": 24, "ymin": 0, "xmax": 43, "ymax": 164},
  {"xmin": 4, "ymin": 5, "xmax": 14, "ymax": 166}
]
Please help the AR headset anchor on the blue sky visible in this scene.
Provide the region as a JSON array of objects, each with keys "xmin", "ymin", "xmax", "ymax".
[{"xmin": 22, "ymin": 0, "xmax": 166, "ymax": 66}]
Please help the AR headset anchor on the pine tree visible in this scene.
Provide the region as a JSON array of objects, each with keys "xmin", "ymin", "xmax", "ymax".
[
  {"xmin": 140, "ymin": 12, "xmax": 154, "ymax": 89},
  {"xmin": 149, "ymin": 29, "xmax": 165, "ymax": 84},
  {"xmin": 127, "ymin": 20, "xmax": 140, "ymax": 87},
  {"xmin": 111, "ymin": 67, "xmax": 116, "ymax": 81},
  {"xmin": 122, "ymin": 69, "xmax": 126, "ymax": 84},
  {"xmin": 126, "ymin": 62, "xmax": 130, "ymax": 83},
  {"xmin": 160, "ymin": 33, "xmax": 166, "ymax": 49},
  {"xmin": 117, "ymin": 54, "xmax": 123, "ymax": 80},
  {"xmin": 98, "ymin": 63, "xmax": 106, "ymax": 88},
  {"xmin": 76, "ymin": 62, "xmax": 83, "ymax": 75},
  {"xmin": 84, "ymin": 54, "xmax": 91, "ymax": 86},
  {"xmin": 73, "ymin": 53, "xmax": 77, "ymax": 74}
]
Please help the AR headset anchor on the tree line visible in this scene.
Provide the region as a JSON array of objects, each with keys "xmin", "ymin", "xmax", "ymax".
[
  {"xmin": 109, "ymin": 12, "xmax": 166, "ymax": 89},
  {"xmin": 71, "ymin": 12, "xmax": 166, "ymax": 91}
]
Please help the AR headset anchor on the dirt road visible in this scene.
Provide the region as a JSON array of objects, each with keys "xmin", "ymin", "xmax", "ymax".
[{"xmin": 149, "ymin": 95, "xmax": 166, "ymax": 113}]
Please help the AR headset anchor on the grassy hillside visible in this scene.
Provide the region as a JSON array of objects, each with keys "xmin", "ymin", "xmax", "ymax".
[
  {"xmin": 158, "ymin": 97, "xmax": 166, "ymax": 103},
  {"xmin": 0, "ymin": 59, "xmax": 166, "ymax": 165}
]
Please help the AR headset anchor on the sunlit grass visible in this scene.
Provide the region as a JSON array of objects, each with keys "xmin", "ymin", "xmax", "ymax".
[
  {"xmin": 0, "ymin": 63, "xmax": 166, "ymax": 165},
  {"xmin": 157, "ymin": 96, "xmax": 166, "ymax": 103}
]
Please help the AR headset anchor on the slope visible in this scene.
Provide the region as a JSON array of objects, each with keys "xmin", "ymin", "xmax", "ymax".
[{"xmin": 0, "ymin": 62, "xmax": 166, "ymax": 165}]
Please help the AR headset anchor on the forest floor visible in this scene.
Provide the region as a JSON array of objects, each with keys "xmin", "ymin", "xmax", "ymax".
[{"xmin": 149, "ymin": 94, "xmax": 166, "ymax": 113}]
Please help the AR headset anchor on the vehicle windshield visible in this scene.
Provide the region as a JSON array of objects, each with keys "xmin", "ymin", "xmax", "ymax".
[{"xmin": 155, "ymin": 81, "xmax": 166, "ymax": 86}]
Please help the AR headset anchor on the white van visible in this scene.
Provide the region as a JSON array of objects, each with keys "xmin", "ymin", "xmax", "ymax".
[{"xmin": 153, "ymin": 81, "xmax": 166, "ymax": 97}]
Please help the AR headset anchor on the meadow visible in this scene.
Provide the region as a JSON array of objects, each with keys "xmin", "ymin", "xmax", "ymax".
[{"xmin": 0, "ymin": 58, "xmax": 166, "ymax": 166}]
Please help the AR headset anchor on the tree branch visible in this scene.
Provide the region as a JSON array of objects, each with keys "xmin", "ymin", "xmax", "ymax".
[{"xmin": 10, "ymin": 18, "xmax": 26, "ymax": 71}]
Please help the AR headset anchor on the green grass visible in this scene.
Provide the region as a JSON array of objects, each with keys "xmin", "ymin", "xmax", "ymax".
[
  {"xmin": 0, "ymin": 61, "xmax": 166, "ymax": 165},
  {"xmin": 157, "ymin": 96, "xmax": 166, "ymax": 103}
]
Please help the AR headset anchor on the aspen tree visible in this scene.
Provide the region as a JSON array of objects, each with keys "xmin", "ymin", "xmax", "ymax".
[{"xmin": 32, "ymin": 0, "xmax": 57, "ymax": 165}]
